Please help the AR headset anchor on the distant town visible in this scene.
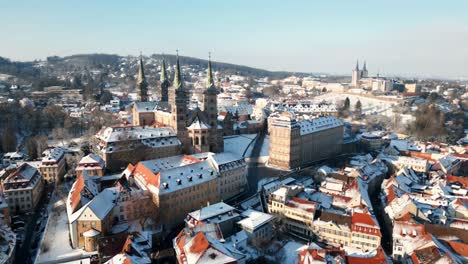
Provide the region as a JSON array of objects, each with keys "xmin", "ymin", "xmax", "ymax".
[{"xmin": 0, "ymin": 52, "xmax": 467, "ymax": 264}]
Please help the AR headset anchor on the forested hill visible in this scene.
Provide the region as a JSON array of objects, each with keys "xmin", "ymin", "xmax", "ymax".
[{"xmin": 1, "ymin": 53, "xmax": 311, "ymax": 79}]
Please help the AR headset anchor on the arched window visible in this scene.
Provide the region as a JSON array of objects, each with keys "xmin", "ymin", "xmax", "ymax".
[
  {"xmin": 202, "ymin": 136, "xmax": 206, "ymax": 145},
  {"xmin": 195, "ymin": 137, "xmax": 199, "ymax": 145}
]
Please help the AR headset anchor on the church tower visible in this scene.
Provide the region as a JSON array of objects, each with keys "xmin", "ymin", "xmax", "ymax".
[
  {"xmin": 351, "ymin": 60, "xmax": 361, "ymax": 87},
  {"xmin": 136, "ymin": 55, "xmax": 149, "ymax": 102},
  {"xmin": 202, "ymin": 54, "xmax": 218, "ymax": 128},
  {"xmin": 202, "ymin": 55, "xmax": 223, "ymax": 152},
  {"xmin": 159, "ymin": 58, "xmax": 169, "ymax": 103},
  {"xmin": 361, "ymin": 61, "xmax": 368, "ymax": 78},
  {"xmin": 169, "ymin": 53, "xmax": 190, "ymax": 150}
]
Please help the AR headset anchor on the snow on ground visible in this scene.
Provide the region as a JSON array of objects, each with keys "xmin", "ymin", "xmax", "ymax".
[
  {"xmin": 275, "ymin": 241, "xmax": 308, "ymax": 264},
  {"xmin": 37, "ymin": 185, "xmax": 91, "ymax": 264},
  {"xmin": 224, "ymin": 134, "xmax": 257, "ymax": 157},
  {"xmin": 315, "ymin": 93, "xmax": 414, "ymax": 124},
  {"xmin": 260, "ymin": 135, "xmax": 269, "ymax": 157}
]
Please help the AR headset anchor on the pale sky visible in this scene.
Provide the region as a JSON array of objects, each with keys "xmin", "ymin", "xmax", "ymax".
[{"xmin": 2, "ymin": 1, "xmax": 468, "ymax": 78}]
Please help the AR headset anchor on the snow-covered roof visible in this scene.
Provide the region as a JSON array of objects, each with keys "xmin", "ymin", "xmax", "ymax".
[
  {"xmin": 238, "ymin": 209, "xmax": 274, "ymax": 231},
  {"xmin": 298, "ymin": 116, "xmax": 343, "ymax": 136},
  {"xmin": 77, "ymin": 153, "xmax": 105, "ymax": 170},
  {"xmin": 96, "ymin": 126, "xmax": 176, "ymax": 143},
  {"xmin": 83, "ymin": 228, "xmax": 100, "ymax": 237},
  {"xmin": 188, "ymin": 202, "xmax": 236, "ymax": 222},
  {"xmin": 69, "ymin": 187, "xmax": 120, "ymax": 223},
  {"xmin": 187, "ymin": 117, "xmax": 211, "ymax": 130},
  {"xmin": 134, "ymin": 101, "xmax": 158, "ymax": 113},
  {"xmin": 41, "ymin": 146, "xmax": 66, "ymax": 163}
]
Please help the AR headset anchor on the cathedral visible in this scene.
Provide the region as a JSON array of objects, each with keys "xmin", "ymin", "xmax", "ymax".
[
  {"xmin": 351, "ymin": 60, "xmax": 368, "ymax": 87},
  {"xmin": 132, "ymin": 54, "xmax": 224, "ymax": 154}
]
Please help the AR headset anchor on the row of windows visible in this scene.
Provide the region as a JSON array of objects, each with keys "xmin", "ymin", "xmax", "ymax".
[
  {"xmin": 352, "ymin": 240, "xmax": 378, "ymax": 248},
  {"xmin": 318, "ymin": 227, "xmax": 349, "ymax": 238},
  {"xmin": 352, "ymin": 232, "xmax": 379, "ymax": 240}
]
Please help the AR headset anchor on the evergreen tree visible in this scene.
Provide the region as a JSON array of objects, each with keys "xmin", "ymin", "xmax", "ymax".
[
  {"xmin": 2, "ymin": 126, "xmax": 17, "ymax": 152},
  {"xmin": 355, "ymin": 100, "xmax": 362, "ymax": 116},
  {"xmin": 344, "ymin": 97, "xmax": 351, "ymax": 111}
]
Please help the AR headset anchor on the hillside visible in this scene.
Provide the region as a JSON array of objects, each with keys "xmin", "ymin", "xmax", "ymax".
[{"xmin": 1, "ymin": 53, "xmax": 311, "ymax": 80}]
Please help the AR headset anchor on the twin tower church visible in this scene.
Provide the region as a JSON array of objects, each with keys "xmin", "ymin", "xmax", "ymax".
[{"xmin": 131, "ymin": 54, "xmax": 225, "ymax": 154}]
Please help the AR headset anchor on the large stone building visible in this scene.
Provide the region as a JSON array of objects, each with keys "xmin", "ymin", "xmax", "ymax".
[
  {"xmin": 95, "ymin": 126, "xmax": 181, "ymax": 171},
  {"xmin": 123, "ymin": 152, "xmax": 247, "ymax": 229},
  {"xmin": 268, "ymin": 112, "xmax": 344, "ymax": 170},
  {"xmin": 131, "ymin": 54, "xmax": 224, "ymax": 154},
  {"xmin": 3, "ymin": 163, "xmax": 44, "ymax": 214},
  {"xmin": 39, "ymin": 147, "xmax": 67, "ymax": 184}
]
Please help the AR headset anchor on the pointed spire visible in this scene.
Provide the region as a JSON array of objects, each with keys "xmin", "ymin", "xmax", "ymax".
[
  {"xmin": 206, "ymin": 52, "xmax": 215, "ymax": 88},
  {"xmin": 173, "ymin": 49, "xmax": 182, "ymax": 89},
  {"xmin": 363, "ymin": 61, "xmax": 367, "ymax": 71},
  {"xmin": 160, "ymin": 54, "xmax": 167, "ymax": 82},
  {"xmin": 355, "ymin": 60, "xmax": 360, "ymax": 71},
  {"xmin": 137, "ymin": 52, "xmax": 146, "ymax": 85}
]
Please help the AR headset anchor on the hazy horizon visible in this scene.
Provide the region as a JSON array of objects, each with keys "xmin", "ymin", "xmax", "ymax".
[{"xmin": 3, "ymin": 1, "xmax": 468, "ymax": 78}]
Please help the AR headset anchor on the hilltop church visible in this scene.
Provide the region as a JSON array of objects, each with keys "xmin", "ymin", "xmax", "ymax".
[{"xmin": 131, "ymin": 54, "xmax": 225, "ymax": 154}]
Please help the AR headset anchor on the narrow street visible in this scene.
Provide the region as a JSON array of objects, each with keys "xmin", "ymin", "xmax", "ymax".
[
  {"xmin": 368, "ymin": 174, "xmax": 393, "ymax": 255},
  {"xmin": 14, "ymin": 184, "xmax": 53, "ymax": 264}
]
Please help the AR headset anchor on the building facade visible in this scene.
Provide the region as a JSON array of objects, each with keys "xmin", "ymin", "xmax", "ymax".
[
  {"xmin": 124, "ymin": 152, "xmax": 247, "ymax": 229},
  {"xmin": 39, "ymin": 147, "xmax": 66, "ymax": 184},
  {"xmin": 268, "ymin": 112, "xmax": 344, "ymax": 170},
  {"xmin": 3, "ymin": 163, "xmax": 44, "ymax": 214},
  {"xmin": 95, "ymin": 126, "xmax": 181, "ymax": 171}
]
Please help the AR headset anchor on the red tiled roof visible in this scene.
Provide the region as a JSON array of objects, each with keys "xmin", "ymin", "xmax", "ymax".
[
  {"xmin": 298, "ymin": 249, "xmax": 324, "ymax": 264},
  {"xmin": 287, "ymin": 197, "xmax": 316, "ymax": 213},
  {"xmin": 132, "ymin": 162, "xmax": 159, "ymax": 188},
  {"xmin": 452, "ymin": 153, "xmax": 468, "ymax": 160},
  {"xmin": 346, "ymin": 247, "xmax": 387, "ymax": 264},
  {"xmin": 69, "ymin": 174, "xmax": 84, "ymax": 213},
  {"xmin": 189, "ymin": 232, "xmax": 210, "ymax": 255},
  {"xmin": 121, "ymin": 235, "xmax": 133, "ymax": 254},
  {"xmin": 447, "ymin": 175, "xmax": 468, "ymax": 188},
  {"xmin": 352, "ymin": 212, "xmax": 381, "ymax": 237},
  {"xmin": 447, "ymin": 240, "xmax": 468, "ymax": 257},
  {"xmin": 182, "ymin": 155, "xmax": 202, "ymax": 163},
  {"xmin": 386, "ymin": 186, "xmax": 395, "ymax": 203}
]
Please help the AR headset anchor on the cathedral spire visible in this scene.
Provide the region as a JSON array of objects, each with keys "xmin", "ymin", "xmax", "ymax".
[
  {"xmin": 173, "ymin": 50, "xmax": 183, "ymax": 89},
  {"xmin": 206, "ymin": 52, "xmax": 215, "ymax": 89},
  {"xmin": 137, "ymin": 53, "xmax": 146, "ymax": 85},
  {"xmin": 355, "ymin": 60, "xmax": 360, "ymax": 71},
  {"xmin": 136, "ymin": 52, "xmax": 148, "ymax": 102},
  {"xmin": 160, "ymin": 55, "xmax": 167, "ymax": 82},
  {"xmin": 363, "ymin": 61, "xmax": 367, "ymax": 71}
]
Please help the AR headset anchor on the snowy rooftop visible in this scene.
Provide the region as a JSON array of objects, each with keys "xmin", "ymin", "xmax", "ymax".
[
  {"xmin": 134, "ymin": 101, "xmax": 158, "ymax": 112},
  {"xmin": 298, "ymin": 116, "xmax": 343, "ymax": 136},
  {"xmin": 96, "ymin": 126, "xmax": 177, "ymax": 143},
  {"xmin": 238, "ymin": 209, "xmax": 274, "ymax": 231},
  {"xmin": 132, "ymin": 152, "xmax": 243, "ymax": 195},
  {"xmin": 188, "ymin": 202, "xmax": 236, "ymax": 222},
  {"xmin": 187, "ymin": 117, "xmax": 211, "ymax": 130},
  {"xmin": 41, "ymin": 146, "xmax": 66, "ymax": 163}
]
